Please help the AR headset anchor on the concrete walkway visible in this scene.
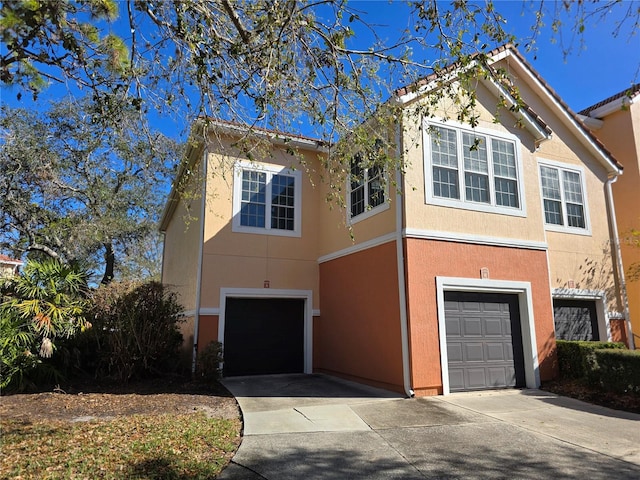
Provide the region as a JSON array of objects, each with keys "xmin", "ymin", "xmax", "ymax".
[{"xmin": 219, "ymin": 374, "xmax": 640, "ymax": 479}]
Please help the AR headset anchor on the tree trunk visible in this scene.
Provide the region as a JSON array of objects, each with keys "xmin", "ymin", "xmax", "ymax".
[{"xmin": 101, "ymin": 242, "xmax": 115, "ymax": 284}]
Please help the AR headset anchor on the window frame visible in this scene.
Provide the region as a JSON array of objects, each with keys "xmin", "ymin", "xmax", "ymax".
[
  {"xmin": 537, "ymin": 159, "xmax": 591, "ymax": 236},
  {"xmin": 232, "ymin": 160, "xmax": 302, "ymax": 237},
  {"xmin": 423, "ymin": 120, "xmax": 527, "ymax": 217},
  {"xmin": 347, "ymin": 153, "xmax": 389, "ymax": 224}
]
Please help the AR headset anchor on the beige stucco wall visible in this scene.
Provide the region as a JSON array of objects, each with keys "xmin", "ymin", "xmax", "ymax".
[
  {"xmin": 399, "ymin": 60, "xmax": 620, "ymax": 313},
  {"xmin": 588, "ymin": 100, "xmax": 640, "ymax": 341},
  {"xmin": 161, "ymin": 158, "xmax": 203, "ymax": 312},
  {"xmin": 401, "ymin": 81, "xmax": 547, "ymax": 243},
  {"xmin": 200, "ymin": 140, "xmax": 322, "ymax": 309}
]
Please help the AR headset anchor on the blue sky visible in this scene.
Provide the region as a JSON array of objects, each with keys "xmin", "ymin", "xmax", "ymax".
[
  {"xmin": 1, "ymin": 1, "xmax": 638, "ymax": 133},
  {"xmin": 351, "ymin": 0, "xmax": 639, "ymax": 112}
]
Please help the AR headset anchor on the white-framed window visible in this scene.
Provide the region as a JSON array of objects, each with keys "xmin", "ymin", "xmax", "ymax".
[
  {"xmin": 538, "ymin": 160, "xmax": 589, "ymax": 234},
  {"xmin": 424, "ymin": 121, "xmax": 525, "ymax": 216},
  {"xmin": 232, "ymin": 161, "xmax": 302, "ymax": 237},
  {"xmin": 349, "ymin": 152, "xmax": 388, "ymax": 222}
]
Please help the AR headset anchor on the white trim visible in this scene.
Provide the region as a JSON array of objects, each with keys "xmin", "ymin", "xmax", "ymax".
[
  {"xmin": 313, "ymin": 309, "xmax": 321, "ymax": 317},
  {"xmin": 232, "ymin": 160, "xmax": 302, "ymax": 237},
  {"xmin": 587, "ymin": 94, "xmax": 638, "ymax": 119},
  {"xmin": 218, "ymin": 288, "xmax": 313, "ymax": 374},
  {"xmin": 182, "ymin": 308, "xmax": 220, "ymax": 318},
  {"xmin": 551, "ymin": 289, "xmax": 612, "ymax": 342},
  {"xmin": 436, "ymin": 277, "xmax": 540, "ymax": 395},
  {"xmin": 423, "ymin": 119, "xmax": 527, "ymax": 218},
  {"xmin": 0, "ymin": 259, "xmax": 23, "ymax": 266},
  {"xmin": 404, "ymin": 228, "xmax": 548, "ymax": 251},
  {"xmin": 479, "ymin": 75, "xmax": 551, "ymax": 142},
  {"xmin": 317, "ymin": 233, "xmax": 397, "ymax": 264},
  {"xmin": 537, "ymin": 158, "xmax": 592, "ymax": 236}
]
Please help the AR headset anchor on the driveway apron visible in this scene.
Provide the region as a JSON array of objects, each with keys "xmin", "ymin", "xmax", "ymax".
[{"xmin": 219, "ymin": 374, "xmax": 640, "ymax": 479}]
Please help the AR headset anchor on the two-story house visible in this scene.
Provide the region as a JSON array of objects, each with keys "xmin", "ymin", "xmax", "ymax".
[
  {"xmin": 161, "ymin": 44, "xmax": 628, "ymax": 396},
  {"xmin": 0, "ymin": 254, "xmax": 22, "ymax": 278},
  {"xmin": 578, "ymin": 85, "xmax": 640, "ymax": 350}
]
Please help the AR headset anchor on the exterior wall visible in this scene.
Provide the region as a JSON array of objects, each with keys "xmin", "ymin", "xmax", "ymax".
[
  {"xmin": 197, "ymin": 315, "xmax": 220, "ymax": 351},
  {"xmin": 404, "ymin": 239, "xmax": 556, "ymax": 396},
  {"xmin": 161, "ymin": 160, "xmax": 204, "ymax": 351},
  {"xmin": 588, "ymin": 102, "xmax": 640, "ymax": 346},
  {"xmin": 316, "ymin": 241, "xmax": 405, "ymax": 393},
  {"xmin": 200, "ymin": 144, "xmax": 322, "ymax": 311},
  {"xmin": 401, "ymin": 82, "xmax": 547, "ymax": 245},
  {"xmin": 317, "ymin": 166, "xmax": 397, "ymax": 259}
]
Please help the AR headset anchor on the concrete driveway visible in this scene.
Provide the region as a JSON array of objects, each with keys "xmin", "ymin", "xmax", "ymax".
[{"xmin": 219, "ymin": 374, "xmax": 640, "ymax": 479}]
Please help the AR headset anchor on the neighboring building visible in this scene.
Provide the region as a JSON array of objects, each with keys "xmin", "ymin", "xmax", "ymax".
[
  {"xmin": 0, "ymin": 254, "xmax": 22, "ymax": 278},
  {"xmin": 579, "ymin": 84, "xmax": 640, "ymax": 350},
  {"xmin": 161, "ymin": 45, "xmax": 628, "ymax": 396}
]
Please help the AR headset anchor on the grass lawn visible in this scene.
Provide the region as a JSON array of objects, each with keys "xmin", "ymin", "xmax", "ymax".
[{"xmin": 1, "ymin": 412, "xmax": 241, "ymax": 479}]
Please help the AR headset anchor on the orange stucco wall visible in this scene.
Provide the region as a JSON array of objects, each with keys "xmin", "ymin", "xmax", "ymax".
[
  {"xmin": 197, "ymin": 315, "xmax": 220, "ymax": 353},
  {"xmin": 316, "ymin": 241, "xmax": 405, "ymax": 393},
  {"xmin": 404, "ymin": 238, "xmax": 557, "ymax": 396}
]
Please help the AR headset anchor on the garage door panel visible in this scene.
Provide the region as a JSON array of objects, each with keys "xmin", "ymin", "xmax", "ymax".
[
  {"xmin": 447, "ymin": 343, "xmax": 463, "ymax": 362},
  {"xmin": 464, "ymin": 343, "xmax": 484, "ymax": 362},
  {"xmin": 486, "ymin": 342, "xmax": 507, "ymax": 361},
  {"xmin": 446, "ymin": 317, "xmax": 462, "ymax": 335},
  {"xmin": 463, "ymin": 318, "xmax": 482, "ymax": 336},
  {"xmin": 223, "ymin": 298, "xmax": 304, "ymax": 376},
  {"xmin": 466, "ymin": 368, "xmax": 488, "ymax": 388},
  {"xmin": 444, "ymin": 292, "xmax": 525, "ymax": 392},
  {"xmin": 484, "ymin": 317, "xmax": 504, "ymax": 335},
  {"xmin": 553, "ymin": 300, "xmax": 599, "ymax": 341}
]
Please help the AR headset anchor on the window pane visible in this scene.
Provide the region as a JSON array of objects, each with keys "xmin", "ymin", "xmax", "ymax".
[
  {"xmin": 465, "ymin": 172, "xmax": 489, "ymax": 203},
  {"xmin": 431, "ymin": 127, "xmax": 458, "ymax": 168},
  {"xmin": 566, "ymin": 203, "xmax": 585, "ymax": 228},
  {"xmin": 492, "ymin": 139, "xmax": 517, "ymax": 179},
  {"xmin": 367, "ymin": 166, "xmax": 385, "ymax": 208},
  {"xmin": 272, "ymin": 175, "xmax": 295, "ymax": 206},
  {"xmin": 544, "ymin": 199, "xmax": 563, "ymax": 225},
  {"xmin": 240, "ymin": 202, "xmax": 266, "ymax": 227},
  {"xmin": 495, "ymin": 177, "xmax": 519, "ymax": 208},
  {"xmin": 562, "ymin": 170, "xmax": 583, "ymax": 205},
  {"xmin": 242, "ymin": 170, "xmax": 266, "ymax": 203},
  {"xmin": 540, "ymin": 166, "xmax": 561, "ymax": 200},
  {"xmin": 463, "ymin": 133, "xmax": 488, "ymax": 173},
  {"xmin": 351, "ymin": 185, "xmax": 365, "ymax": 217},
  {"xmin": 240, "ymin": 170, "xmax": 267, "ymax": 227},
  {"xmin": 433, "ymin": 166, "xmax": 459, "ymax": 199}
]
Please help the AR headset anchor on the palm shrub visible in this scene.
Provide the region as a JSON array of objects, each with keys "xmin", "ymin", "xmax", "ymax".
[{"xmin": 0, "ymin": 258, "xmax": 90, "ymax": 391}]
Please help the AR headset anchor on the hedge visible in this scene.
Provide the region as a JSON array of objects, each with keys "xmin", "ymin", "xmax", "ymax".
[
  {"xmin": 593, "ymin": 349, "xmax": 640, "ymax": 394},
  {"xmin": 555, "ymin": 340, "xmax": 625, "ymax": 380}
]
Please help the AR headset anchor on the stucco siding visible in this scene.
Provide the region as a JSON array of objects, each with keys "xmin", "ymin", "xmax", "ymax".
[
  {"xmin": 404, "ymin": 238, "xmax": 556, "ymax": 396},
  {"xmin": 316, "ymin": 241, "xmax": 404, "ymax": 393}
]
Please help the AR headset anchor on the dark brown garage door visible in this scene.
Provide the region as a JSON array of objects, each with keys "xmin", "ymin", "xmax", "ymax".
[
  {"xmin": 445, "ymin": 292, "xmax": 525, "ymax": 392},
  {"xmin": 553, "ymin": 299, "xmax": 599, "ymax": 341},
  {"xmin": 223, "ymin": 298, "xmax": 304, "ymax": 376}
]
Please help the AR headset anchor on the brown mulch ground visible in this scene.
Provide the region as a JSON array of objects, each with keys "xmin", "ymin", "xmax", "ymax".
[
  {"xmin": 541, "ymin": 379, "xmax": 640, "ymax": 414},
  {"xmin": 0, "ymin": 377, "xmax": 241, "ymax": 423}
]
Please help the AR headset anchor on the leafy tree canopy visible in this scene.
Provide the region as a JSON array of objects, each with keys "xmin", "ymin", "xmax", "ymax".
[
  {"xmin": 2, "ymin": 0, "xmax": 638, "ymax": 146},
  {"xmin": 0, "ymin": 98, "xmax": 182, "ymax": 283}
]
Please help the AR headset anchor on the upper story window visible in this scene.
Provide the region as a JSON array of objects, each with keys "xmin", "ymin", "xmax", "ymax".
[
  {"xmin": 425, "ymin": 122, "xmax": 525, "ymax": 216},
  {"xmin": 349, "ymin": 151, "xmax": 388, "ymax": 222},
  {"xmin": 232, "ymin": 161, "xmax": 302, "ymax": 237},
  {"xmin": 539, "ymin": 161, "xmax": 589, "ymax": 233}
]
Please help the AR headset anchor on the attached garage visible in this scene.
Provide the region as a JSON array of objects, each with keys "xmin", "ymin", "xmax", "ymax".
[
  {"xmin": 444, "ymin": 292, "xmax": 526, "ymax": 392},
  {"xmin": 223, "ymin": 297, "xmax": 305, "ymax": 376},
  {"xmin": 553, "ymin": 299, "xmax": 599, "ymax": 341}
]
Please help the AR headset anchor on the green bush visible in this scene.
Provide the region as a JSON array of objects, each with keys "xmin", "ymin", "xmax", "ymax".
[
  {"xmin": 555, "ymin": 340, "xmax": 625, "ymax": 380},
  {"xmin": 80, "ymin": 281, "xmax": 185, "ymax": 382},
  {"xmin": 593, "ymin": 349, "xmax": 640, "ymax": 394},
  {"xmin": 196, "ymin": 341, "xmax": 223, "ymax": 381}
]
